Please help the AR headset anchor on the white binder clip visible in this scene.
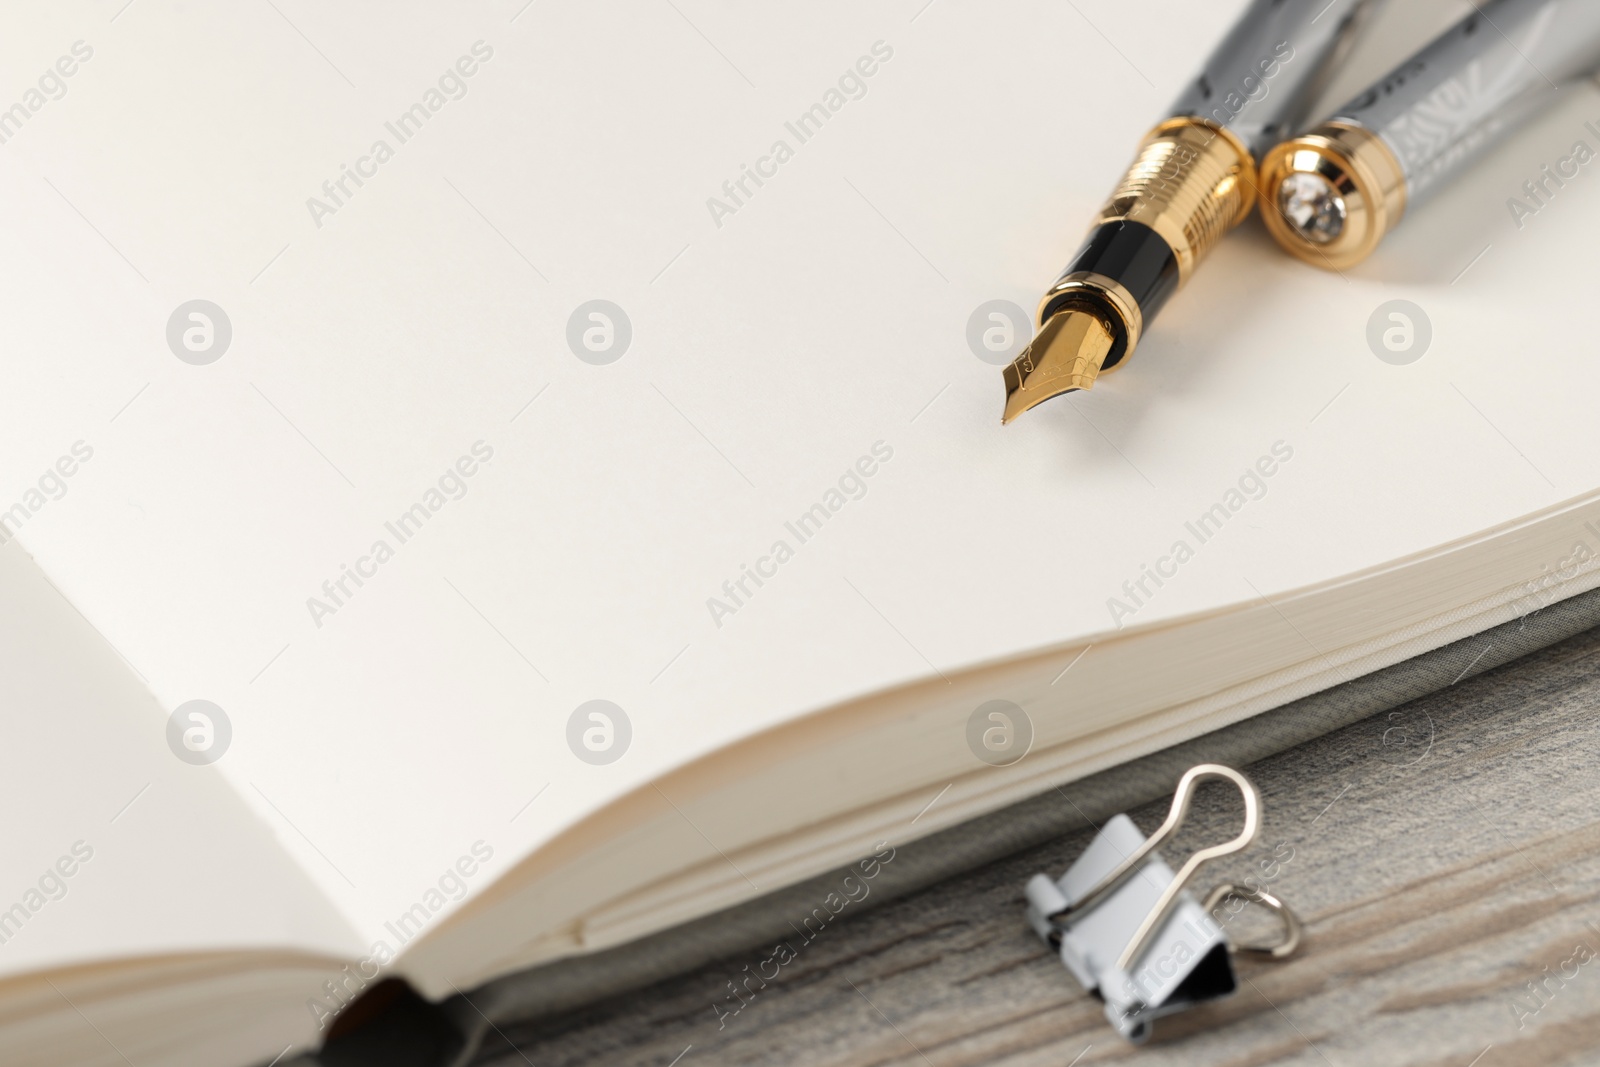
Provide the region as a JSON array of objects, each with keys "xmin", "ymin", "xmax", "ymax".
[{"xmin": 1024, "ymin": 764, "xmax": 1301, "ymax": 1043}]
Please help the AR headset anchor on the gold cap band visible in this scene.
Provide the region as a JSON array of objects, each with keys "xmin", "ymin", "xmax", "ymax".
[{"xmin": 1258, "ymin": 122, "xmax": 1407, "ymax": 271}]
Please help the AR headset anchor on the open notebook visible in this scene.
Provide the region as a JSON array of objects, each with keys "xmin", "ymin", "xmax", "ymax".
[{"xmin": 5, "ymin": 1, "xmax": 1600, "ymax": 1064}]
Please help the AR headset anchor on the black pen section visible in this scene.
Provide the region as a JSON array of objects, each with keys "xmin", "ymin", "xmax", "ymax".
[{"xmin": 1041, "ymin": 221, "xmax": 1179, "ymax": 372}]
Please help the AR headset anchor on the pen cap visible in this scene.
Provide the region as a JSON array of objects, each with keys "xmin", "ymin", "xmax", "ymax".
[
  {"xmin": 1167, "ymin": 0, "xmax": 1384, "ymax": 163},
  {"xmin": 1328, "ymin": 0, "xmax": 1600, "ymax": 203},
  {"xmin": 1261, "ymin": 0, "xmax": 1600, "ymax": 268}
]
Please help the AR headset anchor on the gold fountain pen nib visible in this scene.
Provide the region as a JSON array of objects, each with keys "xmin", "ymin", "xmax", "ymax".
[{"xmin": 1001, "ymin": 308, "xmax": 1115, "ymax": 424}]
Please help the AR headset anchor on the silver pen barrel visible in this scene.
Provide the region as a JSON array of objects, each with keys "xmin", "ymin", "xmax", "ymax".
[
  {"xmin": 1260, "ymin": 0, "xmax": 1600, "ymax": 268},
  {"xmin": 1168, "ymin": 0, "xmax": 1383, "ymax": 162}
]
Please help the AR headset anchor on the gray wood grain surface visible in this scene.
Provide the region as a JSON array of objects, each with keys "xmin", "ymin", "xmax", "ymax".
[{"xmin": 474, "ymin": 625, "xmax": 1600, "ymax": 1067}]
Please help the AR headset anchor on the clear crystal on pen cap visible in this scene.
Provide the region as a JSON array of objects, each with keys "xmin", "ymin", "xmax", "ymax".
[{"xmin": 1277, "ymin": 172, "xmax": 1346, "ymax": 244}]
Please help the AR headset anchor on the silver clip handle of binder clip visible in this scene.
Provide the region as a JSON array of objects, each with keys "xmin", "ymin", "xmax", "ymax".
[
  {"xmin": 1201, "ymin": 883, "xmax": 1302, "ymax": 959},
  {"xmin": 1049, "ymin": 764, "xmax": 1262, "ymax": 972}
]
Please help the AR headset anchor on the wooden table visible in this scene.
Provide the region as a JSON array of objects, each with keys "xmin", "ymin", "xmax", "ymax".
[{"xmin": 475, "ymin": 623, "xmax": 1600, "ymax": 1067}]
